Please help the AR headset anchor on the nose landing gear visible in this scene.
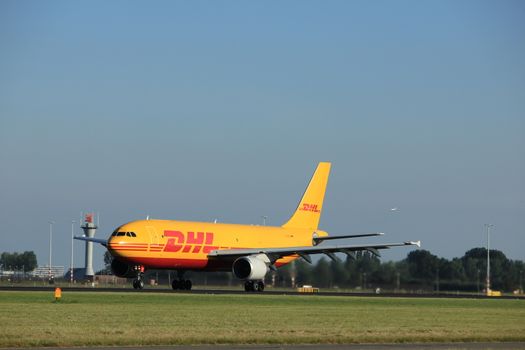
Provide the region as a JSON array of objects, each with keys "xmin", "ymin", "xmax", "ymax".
[
  {"xmin": 132, "ymin": 278, "xmax": 144, "ymax": 289},
  {"xmin": 244, "ymin": 280, "xmax": 265, "ymax": 292},
  {"xmin": 132, "ymin": 266, "xmax": 145, "ymax": 290}
]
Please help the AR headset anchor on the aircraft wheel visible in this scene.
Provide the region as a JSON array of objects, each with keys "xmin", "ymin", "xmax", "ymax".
[
  {"xmin": 244, "ymin": 281, "xmax": 253, "ymax": 292},
  {"xmin": 133, "ymin": 279, "xmax": 144, "ymax": 290},
  {"xmin": 253, "ymin": 281, "xmax": 260, "ymax": 292},
  {"xmin": 172, "ymin": 279, "xmax": 180, "ymax": 290},
  {"xmin": 184, "ymin": 280, "xmax": 192, "ymax": 290},
  {"xmin": 257, "ymin": 281, "xmax": 265, "ymax": 292}
]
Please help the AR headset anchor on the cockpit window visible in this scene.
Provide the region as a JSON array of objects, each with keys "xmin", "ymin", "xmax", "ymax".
[{"xmin": 111, "ymin": 231, "xmax": 137, "ymax": 237}]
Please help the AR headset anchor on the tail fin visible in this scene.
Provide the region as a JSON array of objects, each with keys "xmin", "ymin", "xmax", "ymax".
[{"xmin": 282, "ymin": 162, "xmax": 331, "ymax": 230}]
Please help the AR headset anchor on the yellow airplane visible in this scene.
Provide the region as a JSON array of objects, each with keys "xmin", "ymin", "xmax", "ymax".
[{"xmin": 76, "ymin": 162, "xmax": 420, "ymax": 291}]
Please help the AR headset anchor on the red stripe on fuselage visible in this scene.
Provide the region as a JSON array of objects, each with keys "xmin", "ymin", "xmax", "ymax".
[
  {"xmin": 120, "ymin": 257, "xmax": 210, "ymax": 269},
  {"xmin": 112, "ymin": 248, "xmax": 148, "ymax": 252}
]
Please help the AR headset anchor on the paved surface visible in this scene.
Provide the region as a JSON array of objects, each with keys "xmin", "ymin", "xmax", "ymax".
[
  {"xmin": 5, "ymin": 343, "xmax": 525, "ymax": 350},
  {"xmin": 1, "ymin": 286, "xmax": 524, "ymax": 300}
]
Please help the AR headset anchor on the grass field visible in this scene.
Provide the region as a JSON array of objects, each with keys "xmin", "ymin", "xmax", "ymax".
[{"xmin": 0, "ymin": 291, "xmax": 524, "ymax": 347}]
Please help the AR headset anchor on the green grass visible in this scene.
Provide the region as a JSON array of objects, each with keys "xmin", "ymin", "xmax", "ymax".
[{"xmin": 0, "ymin": 291, "xmax": 524, "ymax": 347}]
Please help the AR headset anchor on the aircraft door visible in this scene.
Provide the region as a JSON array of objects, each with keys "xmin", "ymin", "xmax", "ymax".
[{"xmin": 146, "ymin": 226, "xmax": 159, "ymax": 245}]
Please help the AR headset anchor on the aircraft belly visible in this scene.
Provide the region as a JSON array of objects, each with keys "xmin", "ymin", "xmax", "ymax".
[{"xmin": 131, "ymin": 256, "xmax": 210, "ymax": 269}]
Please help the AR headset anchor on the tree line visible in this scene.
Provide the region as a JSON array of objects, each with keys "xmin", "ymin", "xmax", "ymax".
[
  {"xmin": 270, "ymin": 248, "xmax": 524, "ymax": 292},
  {"xmin": 0, "ymin": 251, "xmax": 38, "ymax": 272},
  {"xmin": 139, "ymin": 247, "xmax": 523, "ymax": 292},
  {"xmin": 3, "ymin": 247, "xmax": 523, "ymax": 293}
]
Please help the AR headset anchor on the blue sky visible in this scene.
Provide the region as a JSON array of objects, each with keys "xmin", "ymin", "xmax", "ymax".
[{"xmin": 1, "ymin": 1, "xmax": 524, "ymax": 272}]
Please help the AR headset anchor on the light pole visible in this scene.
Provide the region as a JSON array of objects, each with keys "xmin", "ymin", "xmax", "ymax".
[
  {"xmin": 436, "ymin": 266, "xmax": 440, "ymax": 293},
  {"xmin": 520, "ymin": 270, "xmax": 523, "ymax": 294},
  {"xmin": 261, "ymin": 216, "xmax": 268, "ymax": 226},
  {"xmin": 485, "ymin": 224, "xmax": 494, "ymax": 293},
  {"xmin": 70, "ymin": 220, "xmax": 75, "ymax": 284},
  {"xmin": 48, "ymin": 220, "xmax": 54, "ymax": 280},
  {"xmin": 477, "ymin": 268, "xmax": 480, "ymax": 294}
]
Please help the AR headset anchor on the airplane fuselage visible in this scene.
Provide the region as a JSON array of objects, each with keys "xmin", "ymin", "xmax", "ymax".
[{"xmin": 109, "ymin": 219, "xmax": 328, "ymax": 271}]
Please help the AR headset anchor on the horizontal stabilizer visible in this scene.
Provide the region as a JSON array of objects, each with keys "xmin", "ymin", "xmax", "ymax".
[
  {"xmin": 74, "ymin": 236, "xmax": 108, "ymax": 247},
  {"xmin": 313, "ymin": 232, "xmax": 384, "ymax": 245}
]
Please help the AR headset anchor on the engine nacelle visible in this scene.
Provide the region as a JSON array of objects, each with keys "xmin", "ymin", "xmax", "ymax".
[
  {"xmin": 232, "ymin": 254, "xmax": 270, "ymax": 280},
  {"xmin": 111, "ymin": 259, "xmax": 136, "ymax": 278}
]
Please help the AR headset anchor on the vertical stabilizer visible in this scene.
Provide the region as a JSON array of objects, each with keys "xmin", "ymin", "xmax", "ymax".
[{"xmin": 282, "ymin": 162, "xmax": 331, "ymax": 230}]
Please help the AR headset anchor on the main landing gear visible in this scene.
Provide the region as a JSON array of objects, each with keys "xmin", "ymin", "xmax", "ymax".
[
  {"xmin": 244, "ymin": 280, "xmax": 265, "ymax": 292},
  {"xmin": 132, "ymin": 266, "xmax": 145, "ymax": 290},
  {"xmin": 172, "ymin": 270, "xmax": 192, "ymax": 291}
]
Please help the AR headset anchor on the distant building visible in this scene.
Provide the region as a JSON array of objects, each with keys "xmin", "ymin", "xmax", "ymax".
[
  {"xmin": 0, "ymin": 270, "xmax": 15, "ymax": 277},
  {"xmin": 62, "ymin": 268, "xmax": 127, "ymax": 285},
  {"xmin": 31, "ymin": 265, "xmax": 65, "ymax": 279},
  {"xmin": 63, "ymin": 267, "xmax": 102, "ymax": 282},
  {"xmin": 94, "ymin": 274, "xmax": 128, "ymax": 285}
]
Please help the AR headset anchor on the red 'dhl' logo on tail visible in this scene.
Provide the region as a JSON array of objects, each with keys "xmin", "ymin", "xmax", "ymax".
[
  {"xmin": 163, "ymin": 231, "xmax": 218, "ymax": 254},
  {"xmin": 300, "ymin": 203, "xmax": 320, "ymax": 213}
]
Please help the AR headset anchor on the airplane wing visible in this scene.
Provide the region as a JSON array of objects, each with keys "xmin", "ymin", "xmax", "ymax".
[
  {"xmin": 208, "ymin": 240, "xmax": 421, "ymax": 264},
  {"xmin": 74, "ymin": 236, "xmax": 108, "ymax": 247}
]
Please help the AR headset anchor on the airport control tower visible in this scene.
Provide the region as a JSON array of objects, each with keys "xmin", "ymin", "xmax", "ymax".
[{"xmin": 81, "ymin": 213, "xmax": 97, "ymax": 281}]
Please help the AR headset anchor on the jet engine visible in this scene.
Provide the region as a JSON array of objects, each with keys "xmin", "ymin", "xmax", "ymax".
[
  {"xmin": 111, "ymin": 259, "xmax": 136, "ymax": 278},
  {"xmin": 232, "ymin": 254, "xmax": 270, "ymax": 280}
]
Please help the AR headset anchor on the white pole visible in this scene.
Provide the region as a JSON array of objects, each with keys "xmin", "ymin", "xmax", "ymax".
[
  {"xmin": 48, "ymin": 221, "xmax": 54, "ymax": 280},
  {"xmin": 485, "ymin": 224, "xmax": 494, "ymax": 293},
  {"xmin": 71, "ymin": 220, "xmax": 75, "ymax": 284},
  {"xmin": 487, "ymin": 225, "xmax": 489, "ymax": 292}
]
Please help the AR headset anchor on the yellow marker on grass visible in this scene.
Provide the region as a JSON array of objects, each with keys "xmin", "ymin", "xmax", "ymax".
[{"xmin": 54, "ymin": 287, "xmax": 62, "ymax": 302}]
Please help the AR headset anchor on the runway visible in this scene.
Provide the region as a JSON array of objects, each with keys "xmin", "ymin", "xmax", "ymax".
[
  {"xmin": 9, "ymin": 343, "xmax": 525, "ymax": 350},
  {"xmin": 1, "ymin": 285, "xmax": 524, "ymax": 299}
]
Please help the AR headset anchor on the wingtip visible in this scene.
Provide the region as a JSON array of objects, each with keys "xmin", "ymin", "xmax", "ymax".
[{"xmin": 405, "ymin": 240, "xmax": 421, "ymax": 247}]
